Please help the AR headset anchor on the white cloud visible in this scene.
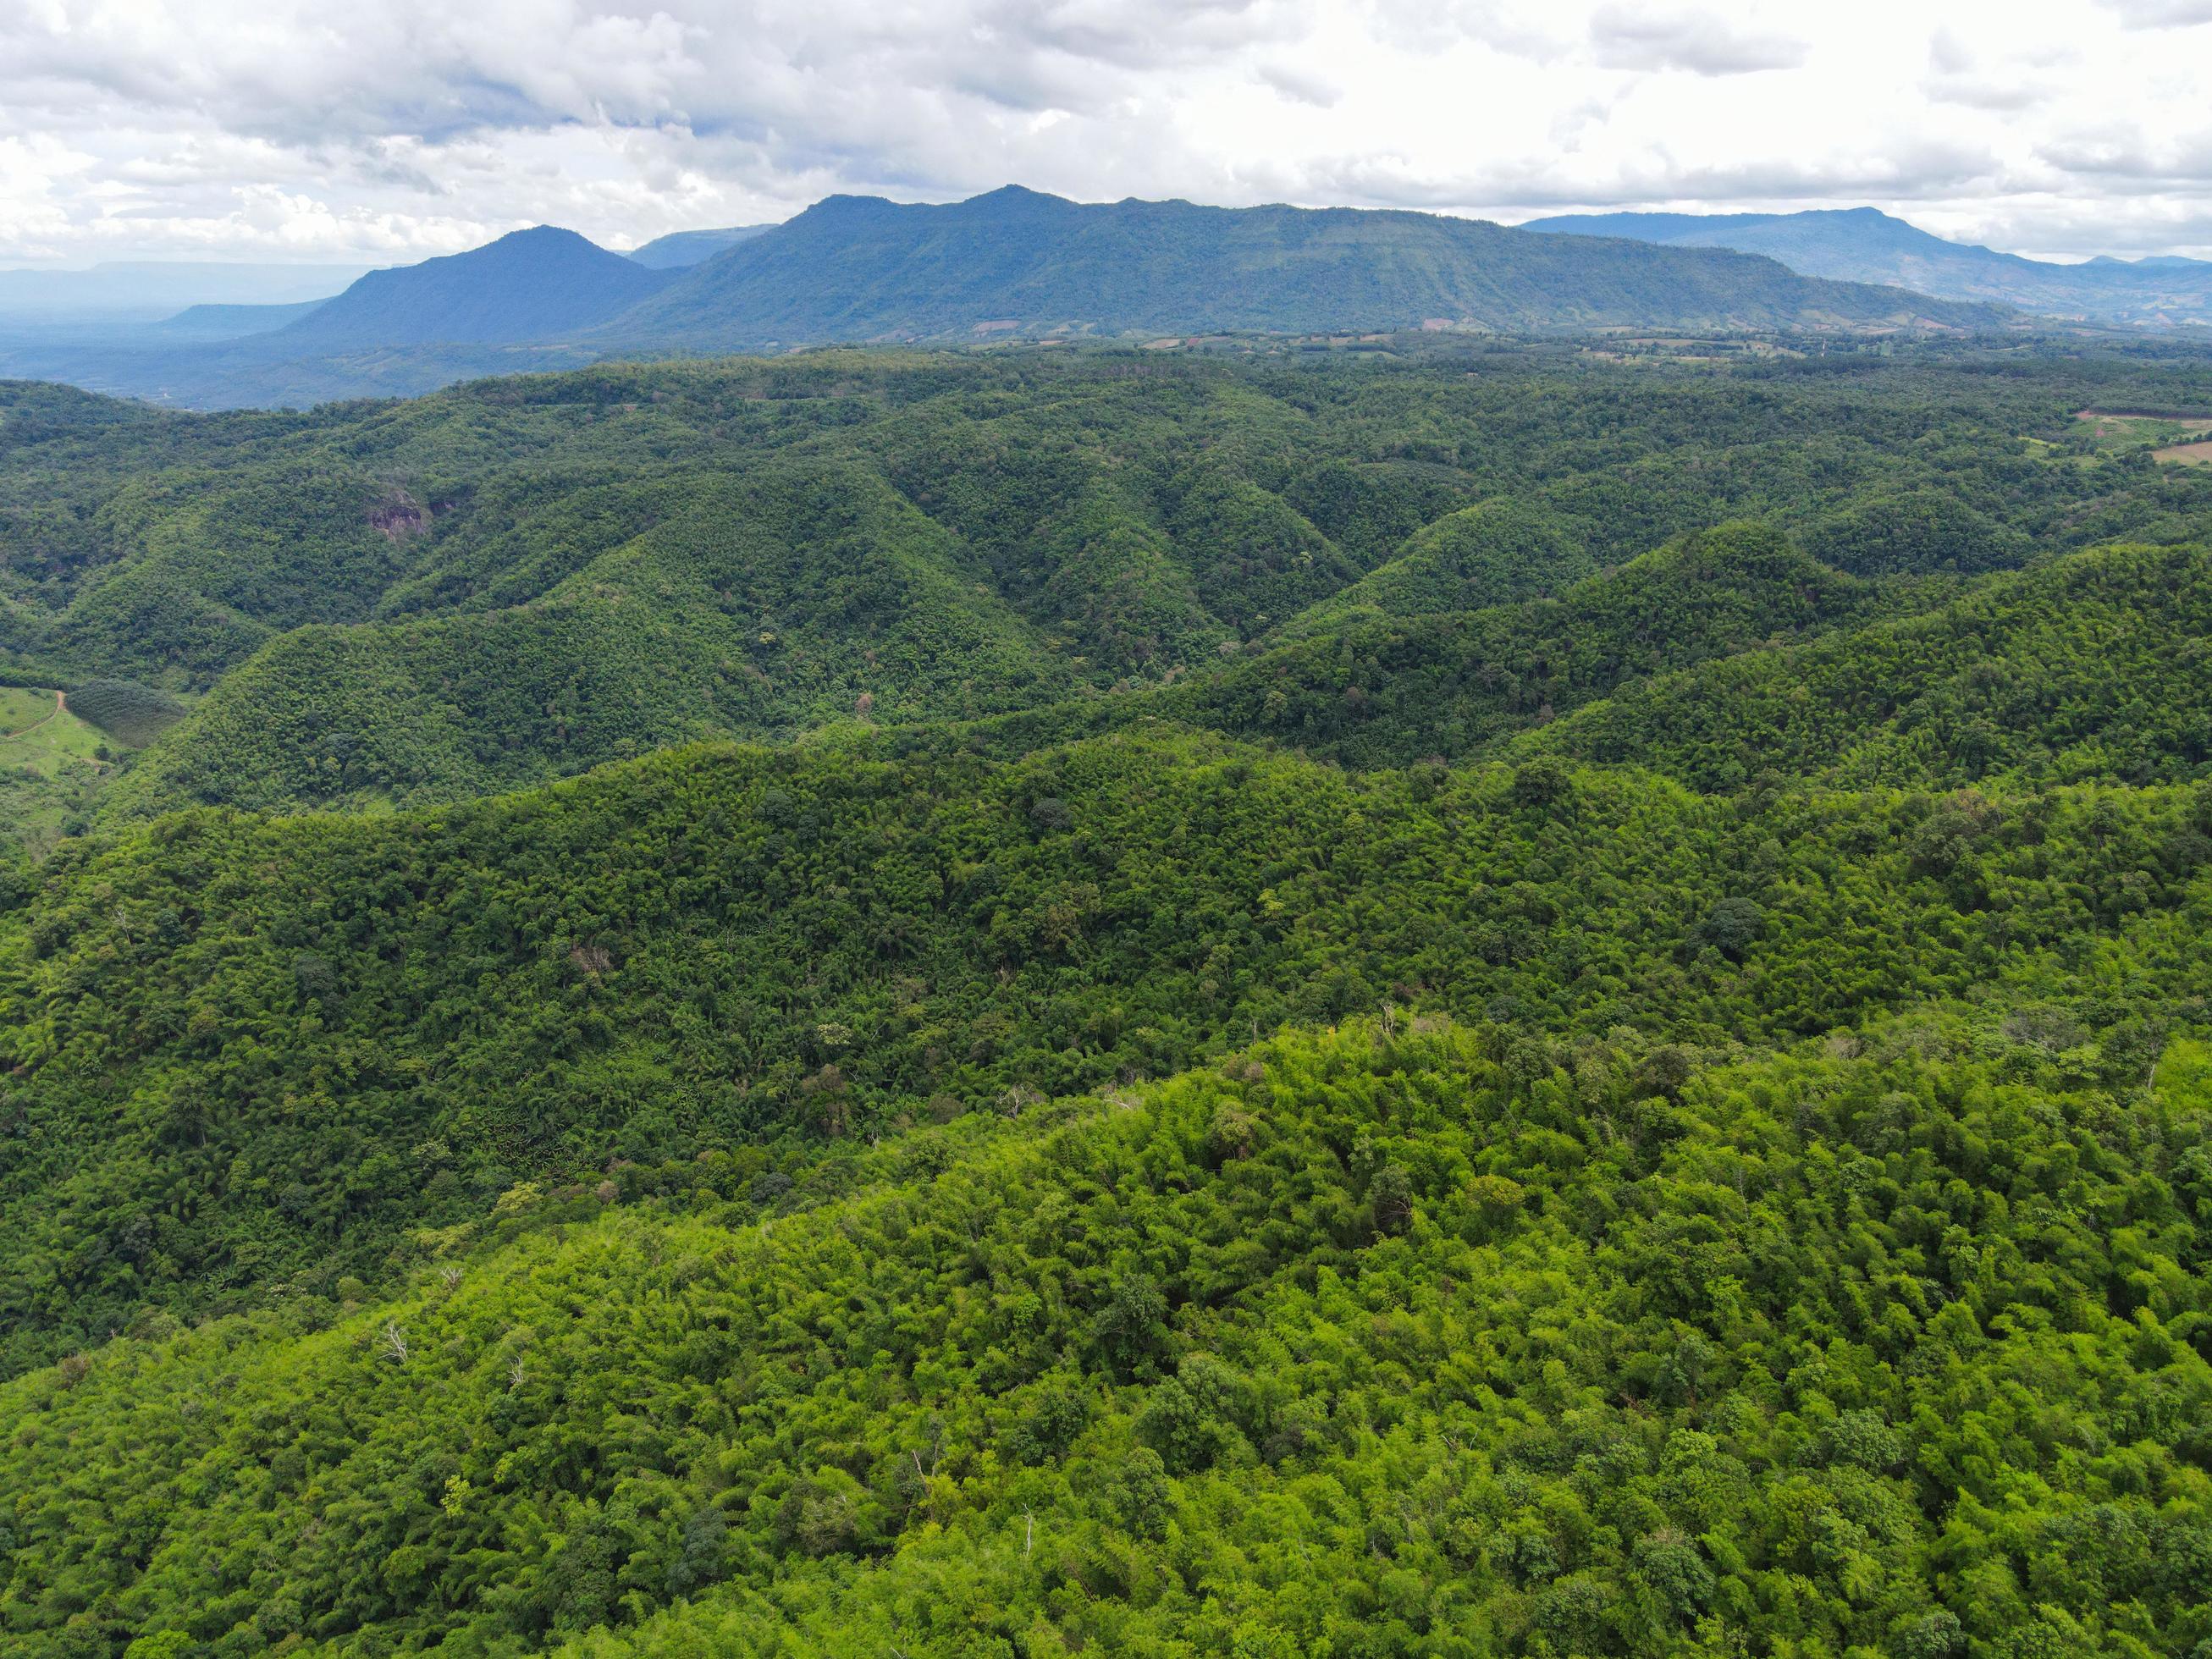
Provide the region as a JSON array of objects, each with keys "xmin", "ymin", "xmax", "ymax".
[
  {"xmin": 1257, "ymin": 61, "xmax": 1342, "ymax": 107},
  {"xmin": 1, "ymin": 0, "xmax": 2209, "ymax": 267},
  {"xmin": 1587, "ymin": 6, "xmax": 1807, "ymax": 75},
  {"xmin": 1921, "ymin": 27, "xmax": 2069, "ymax": 113},
  {"xmin": 2098, "ymin": 0, "xmax": 2212, "ymax": 25}
]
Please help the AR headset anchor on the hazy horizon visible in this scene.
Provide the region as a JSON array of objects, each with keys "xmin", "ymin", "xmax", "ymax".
[{"xmin": 0, "ymin": 193, "xmax": 2199, "ymax": 286}]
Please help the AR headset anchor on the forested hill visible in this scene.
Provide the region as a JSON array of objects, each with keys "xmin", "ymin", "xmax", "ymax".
[
  {"xmin": 262, "ymin": 227, "xmax": 676, "ymax": 351},
  {"xmin": 603, "ymin": 186, "xmax": 2002, "ymax": 349},
  {"xmin": 4, "ymin": 340, "xmax": 2212, "ymax": 1657},
  {"xmin": 1524, "ymin": 539, "xmax": 2212, "ymax": 791},
  {"xmin": 3, "ymin": 728, "xmax": 2210, "ymax": 1655},
  {"xmin": 10, "ymin": 343, "xmax": 2212, "ymax": 837}
]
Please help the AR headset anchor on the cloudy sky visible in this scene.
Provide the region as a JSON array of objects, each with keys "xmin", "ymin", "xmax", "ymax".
[{"xmin": 5, "ymin": 0, "xmax": 2211, "ymax": 268}]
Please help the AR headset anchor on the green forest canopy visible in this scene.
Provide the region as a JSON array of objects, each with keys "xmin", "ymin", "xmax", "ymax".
[
  {"xmin": 2, "ymin": 338, "xmax": 2211, "ymax": 1657},
  {"xmin": 2, "ymin": 339, "xmax": 2209, "ymax": 835}
]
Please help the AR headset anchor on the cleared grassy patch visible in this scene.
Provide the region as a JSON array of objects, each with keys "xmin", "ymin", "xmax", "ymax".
[
  {"xmin": 0, "ymin": 686, "xmax": 54, "ymax": 734},
  {"xmin": 2072, "ymin": 406, "xmax": 2212, "ymax": 450},
  {"xmin": 0, "ymin": 689, "xmax": 114, "ymax": 857},
  {"xmin": 0, "ymin": 689, "xmax": 109, "ymax": 777}
]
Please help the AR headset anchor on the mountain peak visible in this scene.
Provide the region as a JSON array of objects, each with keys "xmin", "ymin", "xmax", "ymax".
[
  {"xmin": 798, "ymin": 193, "xmax": 930, "ymax": 228},
  {"xmin": 268, "ymin": 222, "xmax": 670, "ymax": 350},
  {"xmin": 466, "ymin": 225, "xmax": 616, "ymax": 263},
  {"xmin": 967, "ymin": 183, "xmax": 1074, "ymax": 209},
  {"xmin": 491, "ymin": 223, "xmax": 587, "ymax": 243}
]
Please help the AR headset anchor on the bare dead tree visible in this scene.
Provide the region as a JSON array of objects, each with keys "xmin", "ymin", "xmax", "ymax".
[{"xmin": 907, "ymin": 1416, "xmax": 947, "ymax": 1483}]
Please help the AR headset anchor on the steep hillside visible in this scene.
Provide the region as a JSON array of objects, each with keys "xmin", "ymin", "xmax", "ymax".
[
  {"xmin": 1112, "ymin": 521, "xmax": 1919, "ymax": 766},
  {"xmin": 99, "ymin": 459, "xmax": 1084, "ymax": 816},
  {"xmin": 1525, "ymin": 540, "xmax": 2212, "ymax": 790},
  {"xmin": 267, "ymin": 227, "xmax": 675, "ymax": 350},
  {"xmin": 8, "ymin": 726, "xmax": 2207, "ymax": 1375},
  {"xmin": 604, "ymin": 187, "xmax": 2005, "ymax": 349},
  {"xmin": 1279, "ymin": 499, "xmax": 1606, "ymax": 636}
]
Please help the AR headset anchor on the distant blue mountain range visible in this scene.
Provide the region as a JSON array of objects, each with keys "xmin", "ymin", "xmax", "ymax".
[
  {"xmin": 626, "ymin": 226, "xmax": 774, "ymax": 269},
  {"xmin": 11, "ymin": 190, "xmax": 2172, "ymax": 411},
  {"xmin": 1523, "ymin": 207, "xmax": 2212, "ymax": 328}
]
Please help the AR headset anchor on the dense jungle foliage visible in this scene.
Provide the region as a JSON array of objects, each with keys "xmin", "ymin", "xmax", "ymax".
[
  {"xmin": 3, "ymin": 339, "xmax": 2210, "ymax": 829},
  {"xmin": 11, "ymin": 725, "xmax": 2209, "ymax": 1375},
  {"xmin": 8, "ymin": 1020, "xmax": 2209, "ymax": 1659},
  {"xmin": 3, "ymin": 339, "xmax": 2212, "ymax": 1656}
]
